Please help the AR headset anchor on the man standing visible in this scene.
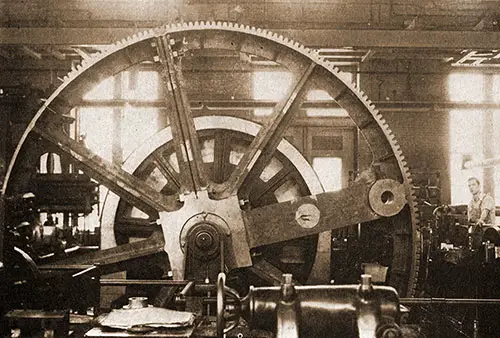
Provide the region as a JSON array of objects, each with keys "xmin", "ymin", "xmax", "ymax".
[{"xmin": 467, "ymin": 177, "xmax": 496, "ymax": 226}]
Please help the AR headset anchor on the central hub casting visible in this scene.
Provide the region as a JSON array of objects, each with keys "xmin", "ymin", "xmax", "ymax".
[{"xmin": 159, "ymin": 190, "xmax": 252, "ymax": 280}]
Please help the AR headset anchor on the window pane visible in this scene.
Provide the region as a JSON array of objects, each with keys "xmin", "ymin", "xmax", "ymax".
[
  {"xmin": 313, "ymin": 157, "xmax": 342, "ymax": 192},
  {"xmin": 254, "ymin": 108, "xmax": 274, "ymax": 117},
  {"xmin": 253, "ymin": 71, "xmax": 293, "ymax": 100},
  {"xmin": 39, "ymin": 153, "xmax": 62, "ymax": 174},
  {"xmin": 123, "ymin": 71, "xmax": 160, "ymax": 101},
  {"xmin": 83, "ymin": 76, "xmax": 115, "ymax": 100},
  {"xmin": 122, "ymin": 107, "xmax": 159, "ymax": 159},
  {"xmin": 201, "ymin": 139, "xmax": 215, "ymax": 163},
  {"xmin": 274, "ymin": 180, "xmax": 301, "ymax": 203},
  {"xmin": 449, "ymin": 109, "xmax": 483, "ymax": 204},
  {"xmin": 253, "ymin": 71, "xmax": 292, "ymax": 116},
  {"xmin": 493, "ymin": 75, "xmax": 500, "ymax": 103},
  {"xmin": 260, "ymin": 157, "xmax": 284, "ymax": 182},
  {"xmin": 448, "ymin": 73, "xmax": 485, "ymax": 103},
  {"xmin": 79, "ymin": 107, "xmax": 114, "ymax": 162},
  {"xmin": 306, "ymin": 89, "xmax": 348, "ymax": 117}
]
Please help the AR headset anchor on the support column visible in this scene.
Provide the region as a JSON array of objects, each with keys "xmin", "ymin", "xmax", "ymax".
[
  {"xmin": 0, "ymin": 105, "xmax": 7, "ymax": 266},
  {"xmin": 112, "ymin": 73, "xmax": 123, "ymax": 165}
]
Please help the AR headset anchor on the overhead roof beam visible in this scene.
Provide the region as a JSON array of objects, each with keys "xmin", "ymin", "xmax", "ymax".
[
  {"xmin": 1, "ymin": 28, "xmax": 500, "ymax": 49},
  {"xmin": 49, "ymin": 47, "xmax": 66, "ymax": 60},
  {"xmin": 21, "ymin": 45, "xmax": 42, "ymax": 60},
  {"xmin": 73, "ymin": 47, "xmax": 91, "ymax": 60}
]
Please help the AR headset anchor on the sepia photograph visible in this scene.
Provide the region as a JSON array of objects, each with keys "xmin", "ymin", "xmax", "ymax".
[{"xmin": 1, "ymin": 1, "xmax": 500, "ymax": 337}]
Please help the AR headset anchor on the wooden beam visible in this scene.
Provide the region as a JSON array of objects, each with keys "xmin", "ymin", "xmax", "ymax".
[
  {"xmin": 73, "ymin": 47, "xmax": 91, "ymax": 60},
  {"xmin": 49, "ymin": 47, "xmax": 66, "ymax": 60},
  {"xmin": 0, "ymin": 58, "xmax": 72, "ymax": 71},
  {"xmin": 1, "ymin": 27, "xmax": 500, "ymax": 49},
  {"xmin": 21, "ymin": 45, "xmax": 42, "ymax": 59}
]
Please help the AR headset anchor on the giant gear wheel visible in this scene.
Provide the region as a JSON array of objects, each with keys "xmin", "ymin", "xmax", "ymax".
[{"xmin": 3, "ymin": 22, "xmax": 420, "ymax": 297}]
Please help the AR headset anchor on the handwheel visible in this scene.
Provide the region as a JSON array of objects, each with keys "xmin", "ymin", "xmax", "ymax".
[
  {"xmin": 216, "ymin": 272, "xmax": 241, "ymax": 338},
  {"xmin": 217, "ymin": 272, "xmax": 226, "ymax": 338}
]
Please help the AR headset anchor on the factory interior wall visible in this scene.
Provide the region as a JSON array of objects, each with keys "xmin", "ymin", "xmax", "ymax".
[{"xmin": 0, "ymin": 56, "xmax": 454, "ymax": 205}]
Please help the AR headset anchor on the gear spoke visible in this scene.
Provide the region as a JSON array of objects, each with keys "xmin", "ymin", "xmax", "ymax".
[
  {"xmin": 248, "ymin": 259, "xmax": 295, "ymax": 286},
  {"xmin": 214, "ymin": 63, "xmax": 316, "ymax": 199},
  {"xmin": 244, "ymin": 179, "xmax": 406, "ymax": 248},
  {"xmin": 40, "ymin": 231, "xmax": 165, "ymax": 275},
  {"xmin": 34, "ymin": 125, "xmax": 174, "ymax": 214},
  {"xmin": 115, "ymin": 217, "xmax": 160, "ymax": 237},
  {"xmin": 213, "ymin": 130, "xmax": 230, "ymax": 184},
  {"xmin": 155, "ymin": 35, "xmax": 208, "ymax": 197},
  {"xmin": 152, "ymin": 151, "xmax": 181, "ymax": 190}
]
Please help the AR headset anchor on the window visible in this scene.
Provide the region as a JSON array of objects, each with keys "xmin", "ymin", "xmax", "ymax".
[
  {"xmin": 78, "ymin": 70, "xmax": 161, "ymax": 230},
  {"xmin": 80, "ymin": 71, "xmax": 159, "ymax": 161},
  {"xmin": 448, "ymin": 73, "xmax": 500, "ymax": 205},
  {"xmin": 449, "ymin": 109, "xmax": 483, "ymax": 204}
]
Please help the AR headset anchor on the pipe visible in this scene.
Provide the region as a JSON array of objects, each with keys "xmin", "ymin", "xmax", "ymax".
[{"xmin": 401, "ymin": 298, "xmax": 500, "ymax": 305}]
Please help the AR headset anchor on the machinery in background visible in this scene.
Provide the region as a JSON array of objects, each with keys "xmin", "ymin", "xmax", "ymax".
[
  {"xmin": 414, "ymin": 204, "xmax": 500, "ymax": 337},
  {"xmin": 4, "ymin": 170, "xmax": 100, "ymax": 259}
]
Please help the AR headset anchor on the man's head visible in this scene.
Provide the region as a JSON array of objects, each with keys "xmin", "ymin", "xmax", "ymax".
[{"xmin": 468, "ymin": 177, "xmax": 481, "ymax": 195}]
